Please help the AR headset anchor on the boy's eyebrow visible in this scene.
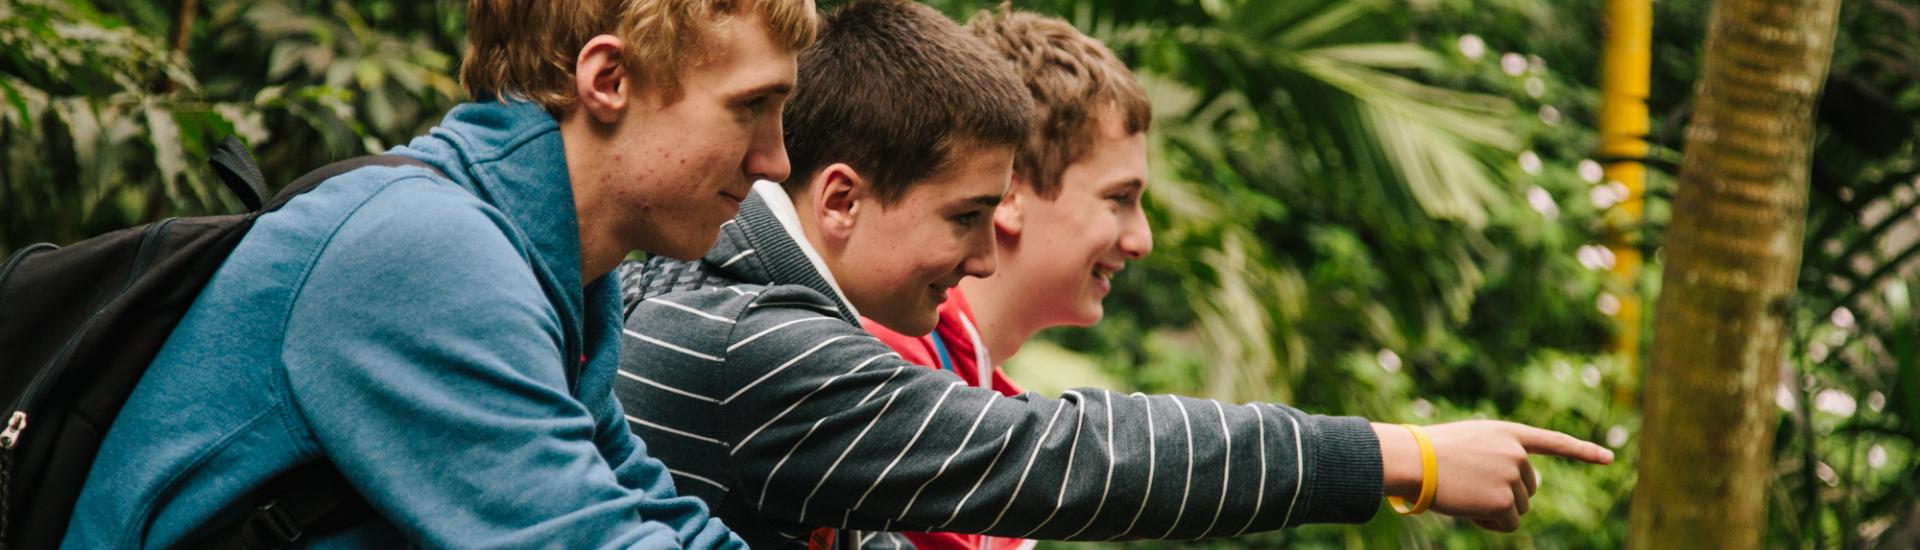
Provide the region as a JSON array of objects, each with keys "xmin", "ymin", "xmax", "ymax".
[
  {"xmin": 730, "ymin": 82, "xmax": 794, "ymax": 100},
  {"xmin": 1110, "ymin": 178, "xmax": 1145, "ymax": 192},
  {"xmin": 962, "ymin": 194, "xmax": 1003, "ymax": 208}
]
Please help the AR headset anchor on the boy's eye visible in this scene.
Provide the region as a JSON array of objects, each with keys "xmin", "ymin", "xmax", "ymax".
[
  {"xmin": 737, "ymin": 97, "xmax": 771, "ymax": 119},
  {"xmin": 953, "ymin": 211, "xmax": 983, "ymax": 227}
]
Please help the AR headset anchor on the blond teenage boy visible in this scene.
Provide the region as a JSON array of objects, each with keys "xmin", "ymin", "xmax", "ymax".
[{"xmin": 66, "ymin": 1, "xmax": 813, "ymax": 547}]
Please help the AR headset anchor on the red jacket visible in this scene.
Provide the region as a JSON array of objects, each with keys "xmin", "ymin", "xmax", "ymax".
[{"xmin": 862, "ymin": 288, "xmax": 1035, "ymax": 550}]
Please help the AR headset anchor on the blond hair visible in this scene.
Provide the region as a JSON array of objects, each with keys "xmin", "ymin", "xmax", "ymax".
[
  {"xmin": 461, "ymin": 0, "xmax": 817, "ymax": 112},
  {"xmin": 967, "ymin": 8, "xmax": 1150, "ymax": 197}
]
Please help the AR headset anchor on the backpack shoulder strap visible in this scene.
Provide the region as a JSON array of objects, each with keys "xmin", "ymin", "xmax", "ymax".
[
  {"xmin": 188, "ymin": 147, "xmax": 442, "ymax": 549},
  {"xmin": 208, "ymin": 137, "xmax": 442, "ymax": 214},
  {"xmin": 265, "ymin": 155, "xmax": 442, "ymax": 212}
]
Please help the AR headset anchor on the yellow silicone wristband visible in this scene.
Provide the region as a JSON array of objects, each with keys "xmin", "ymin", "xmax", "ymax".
[{"xmin": 1386, "ymin": 423, "xmax": 1437, "ymax": 515}]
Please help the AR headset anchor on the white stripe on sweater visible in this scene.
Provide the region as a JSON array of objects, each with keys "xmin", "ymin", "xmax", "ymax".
[
  {"xmin": 724, "ymin": 335, "xmax": 857, "ymax": 404},
  {"xmin": 799, "ymin": 388, "xmax": 904, "ymax": 524},
  {"xmin": 1112, "ymin": 393, "xmax": 1157, "ymax": 540},
  {"xmin": 1160, "ymin": 398, "xmax": 1196, "ymax": 538},
  {"xmin": 937, "ymin": 423, "xmax": 1020, "ymax": 530},
  {"xmin": 669, "ymin": 468, "xmax": 729, "ymax": 491},
  {"xmin": 625, "ymin": 415, "xmax": 727, "ymax": 447},
  {"xmin": 1280, "ymin": 412, "xmax": 1305, "ymax": 528},
  {"xmin": 728, "ymin": 316, "xmax": 837, "ymax": 352},
  {"xmin": 1063, "ymin": 391, "xmax": 1117, "ymax": 539},
  {"xmin": 853, "ymin": 382, "xmax": 965, "ymax": 511},
  {"xmin": 718, "ymin": 249, "xmax": 757, "ymax": 268},
  {"xmin": 853, "ymin": 367, "xmax": 904, "ymax": 407},
  {"xmin": 1202, "ymin": 400, "xmax": 1232, "ymax": 537},
  {"xmin": 981, "ymin": 398, "xmax": 1071, "ymax": 533},
  {"xmin": 1020, "ymin": 391, "xmax": 1089, "ymax": 538},
  {"xmin": 734, "ymin": 353, "xmax": 891, "ymax": 453},
  {"xmin": 617, "ymin": 369, "xmax": 718, "ymax": 403},
  {"xmin": 622, "ymin": 329, "xmax": 722, "ymax": 362},
  {"xmin": 759, "ymin": 416, "xmax": 829, "ymax": 510},
  {"xmin": 902, "ymin": 398, "xmax": 997, "ymax": 520},
  {"xmin": 645, "ymin": 297, "xmax": 737, "ymax": 324},
  {"xmin": 1233, "ymin": 405, "xmax": 1270, "ymax": 536}
]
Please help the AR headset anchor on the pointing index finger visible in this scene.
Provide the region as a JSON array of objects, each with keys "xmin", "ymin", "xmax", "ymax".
[{"xmin": 1513, "ymin": 426, "xmax": 1615, "ymax": 465}]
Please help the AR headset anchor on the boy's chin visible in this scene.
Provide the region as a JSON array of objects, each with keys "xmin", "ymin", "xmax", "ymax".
[
  {"xmin": 1063, "ymin": 301, "xmax": 1105, "ymax": 327},
  {"xmin": 872, "ymin": 308, "xmax": 940, "ymax": 337}
]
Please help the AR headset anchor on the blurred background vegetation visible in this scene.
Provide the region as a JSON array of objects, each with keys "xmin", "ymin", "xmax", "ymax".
[{"xmin": 2, "ymin": 0, "xmax": 1916, "ymax": 547}]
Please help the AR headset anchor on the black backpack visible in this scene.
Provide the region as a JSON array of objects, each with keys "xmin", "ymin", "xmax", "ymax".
[{"xmin": 0, "ymin": 137, "xmax": 429, "ymax": 549}]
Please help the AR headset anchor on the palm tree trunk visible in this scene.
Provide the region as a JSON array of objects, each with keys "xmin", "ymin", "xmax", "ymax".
[{"xmin": 1627, "ymin": 0, "xmax": 1842, "ymax": 547}]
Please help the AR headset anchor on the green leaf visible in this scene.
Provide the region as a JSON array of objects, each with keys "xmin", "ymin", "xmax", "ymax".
[{"xmin": 144, "ymin": 99, "xmax": 188, "ymax": 210}]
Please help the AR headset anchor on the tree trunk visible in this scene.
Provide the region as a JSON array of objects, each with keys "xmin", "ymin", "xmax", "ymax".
[{"xmin": 1627, "ymin": 0, "xmax": 1842, "ymax": 547}]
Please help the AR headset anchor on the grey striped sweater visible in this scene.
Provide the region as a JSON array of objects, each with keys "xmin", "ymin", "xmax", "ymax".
[{"xmin": 615, "ymin": 189, "xmax": 1383, "ymax": 549}]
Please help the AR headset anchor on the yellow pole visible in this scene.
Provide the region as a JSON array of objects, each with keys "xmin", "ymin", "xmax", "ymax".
[{"xmin": 1598, "ymin": 0, "xmax": 1651, "ymax": 403}]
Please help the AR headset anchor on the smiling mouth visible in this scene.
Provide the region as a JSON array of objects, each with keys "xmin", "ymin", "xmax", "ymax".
[{"xmin": 720, "ymin": 190, "xmax": 746, "ymax": 204}]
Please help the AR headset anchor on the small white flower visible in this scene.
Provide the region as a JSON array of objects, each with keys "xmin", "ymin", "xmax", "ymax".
[
  {"xmin": 1458, "ymin": 34, "xmax": 1487, "ymax": 60},
  {"xmin": 1830, "ymin": 307, "xmax": 1855, "ymax": 329},
  {"xmin": 1606, "ymin": 425, "xmax": 1629, "ymax": 448},
  {"xmin": 1539, "ymin": 105, "xmax": 1562, "ymax": 125},
  {"xmin": 1525, "ymin": 77, "xmax": 1546, "ymax": 98},
  {"xmin": 1377, "ymin": 349, "xmax": 1402, "ymax": 374},
  {"xmin": 1577, "ymin": 245, "xmax": 1605, "ymax": 270},
  {"xmin": 1814, "ymin": 389, "xmax": 1857, "ymax": 417},
  {"xmin": 1501, "ymin": 52, "xmax": 1528, "ymax": 76},
  {"xmin": 1527, "ymin": 186, "xmax": 1558, "ymax": 218},
  {"xmin": 1518, "ymin": 150, "xmax": 1543, "ymax": 175},
  {"xmin": 1596, "ymin": 293, "xmax": 1621, "ymax": 316},
  {"xmin": 1578, "ymin": 159, "xmax": 1605, "ymax": 183},
  {"xmin": 1590, "ymin": 185, "xmax": 1619, "ymax": 209},
  {"xmin": 1581, "ymin": 364, "xmax": 1603, "ymax": 387}
]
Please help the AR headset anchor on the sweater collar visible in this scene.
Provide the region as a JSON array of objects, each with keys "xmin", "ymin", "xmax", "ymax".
[
  {"xmin": 706, "ymin": 182, "xmax": 861, "ymax": 323},
  {"xmin": 395, "ymin": 100, "xmax": 616, "ymax": 383}
]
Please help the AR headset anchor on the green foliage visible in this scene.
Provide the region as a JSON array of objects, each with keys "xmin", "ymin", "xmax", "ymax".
[{"xmin": 0, "ymin": 0, "xmax": 466, "ymax": 253}]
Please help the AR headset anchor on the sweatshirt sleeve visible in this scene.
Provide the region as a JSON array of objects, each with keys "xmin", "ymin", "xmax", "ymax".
[
  {"xmin": 280, "ymin": 183, "xmax": 741, "ymax": 550},
  {"xmin": 717, "ymin": 290, "xmax": 1384, "ymax": 541}
]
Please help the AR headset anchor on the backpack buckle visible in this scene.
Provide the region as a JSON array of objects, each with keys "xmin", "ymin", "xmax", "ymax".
[{"xmin": 247, "ymin": 501, "xmax": 303, "ymax": 545}]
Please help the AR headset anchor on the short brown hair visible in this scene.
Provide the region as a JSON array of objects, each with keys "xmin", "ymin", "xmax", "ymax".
[
  {"xmin": 967, "ymin": 8, "xmax": 1151, "ymax": 197},
  {"xmin": 780, "ymin": 0, "xmax": 1031, "ymax": 203},
  {"xmin": 461, "ymin": 0, "xmax": 818, "ymax": 112}
]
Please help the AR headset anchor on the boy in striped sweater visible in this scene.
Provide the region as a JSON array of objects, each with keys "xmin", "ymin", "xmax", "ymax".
[{"xmin": 616, "ymin": 1, "xmax": 1613, "ymax": 548}]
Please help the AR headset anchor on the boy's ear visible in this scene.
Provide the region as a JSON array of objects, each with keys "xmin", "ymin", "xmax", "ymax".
[
  {"xmin": 574, "ymin": 34, "xmax": 629, "ymax": 125},
  {"xmin": 994, "ymin": 173, "xmax": 1029, "ymax": 237},
  {"xmin": 813, "ymin": 163, "xmax": 869, "ymax": 241}
]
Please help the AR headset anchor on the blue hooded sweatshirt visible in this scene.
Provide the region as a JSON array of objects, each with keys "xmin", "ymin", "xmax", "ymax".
[{"xmin": 64, "ymin": 101, "xmax": 743, "ymax": 549}]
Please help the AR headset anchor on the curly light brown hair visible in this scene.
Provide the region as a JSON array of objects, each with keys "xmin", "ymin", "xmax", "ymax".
[
  {"xmin": 461, "ymin": 0, "xmax": 818, "ymax": 113},
  {"xmin": 967, "ymin": 7, "xmax": 1151, "ymax": 198}
]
